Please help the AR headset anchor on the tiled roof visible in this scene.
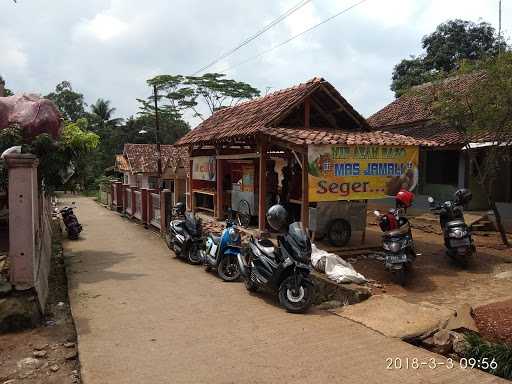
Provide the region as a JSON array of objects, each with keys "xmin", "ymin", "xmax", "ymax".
[
  {"xmin": 115, "ymin": 154, "xmax": 130, "ymax": 172},
  {"xmin": 176, "ymin": 77, "xmax": 370, "ymax": 146},
  {"xmin": 367, "ymin": 72, "xmax": 486, "ymax": 129},
  {"xmin": 262, "ymin": 127, "xmax": 439, "ymax": 147},
  {"xmin": 123, "ymin": 144, "xmax": 189, "ymax": 174}
]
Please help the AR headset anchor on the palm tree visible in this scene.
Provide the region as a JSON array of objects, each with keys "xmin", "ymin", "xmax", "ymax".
[{"xmin": 90, "ymin": 98, "xmax": 123, "ymax": 130}]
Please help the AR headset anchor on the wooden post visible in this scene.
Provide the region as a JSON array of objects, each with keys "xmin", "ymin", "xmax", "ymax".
[
  {"xmin": 216, "ymin": 156, "xmax": 223, "ymax": 219},
  {"xmin": 188, "ymin": 158, "xmax": 193, "ymax": 212},
  {"xmin": 301, "ymin": 152, "xmax": 309, "ymax": 230},
  {"xmin": 304, "ymin": 96, "xmax": 311, "ymax": 129},
  {"xmin": 258, "ymin": 140, "xmax": 268, "ymax": 233},
  {"xmin": 301, "ymin": 96, "xmax": 311, "ymax": 229}
]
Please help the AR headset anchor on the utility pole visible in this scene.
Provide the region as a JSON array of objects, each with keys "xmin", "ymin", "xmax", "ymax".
[
  {"xmin": 499, "ymin": 0, "xmax": 503, "ymax": 55},
  {"xmin": 153, "ymin": 84, "xmax": 162, "ymax": 183}
]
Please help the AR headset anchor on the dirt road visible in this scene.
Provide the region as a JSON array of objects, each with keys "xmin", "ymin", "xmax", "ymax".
[{"xmin": 65, "ymin": 197, "xmax": 503, "ymax": 384}]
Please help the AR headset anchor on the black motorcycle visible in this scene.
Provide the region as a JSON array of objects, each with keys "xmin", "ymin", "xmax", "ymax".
[
  {"xmin": 165, "ymin": 203, "xmax": 203, "ymax": 265},
  {"xmin": 237, "ymin": 222, "xmax": 314, "ymax": 313},
  {"xmin": 428, "ymin": 189, "xmax": 475, "ymax": 267},
  {"xmin": 60, "ymin": 204, "xmax": 82, "ymax": 240},
  {"xmin": 374, "ymin": 208, "xmax": 417, "ymax": 285}
]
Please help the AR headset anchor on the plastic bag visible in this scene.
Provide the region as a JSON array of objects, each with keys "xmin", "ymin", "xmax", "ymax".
[{"xmin": 311, "ymin": 244, "xmax": 367, "ymax": 284}]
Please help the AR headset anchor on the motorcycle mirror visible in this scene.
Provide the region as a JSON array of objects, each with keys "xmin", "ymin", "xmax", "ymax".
[
  {"xmin": 427, "ymin": 196, "xmax": 434, "ymax": 204},
  {"xmin": 373, "ymin": 210, "xmax": 381, "ymax": 217}
]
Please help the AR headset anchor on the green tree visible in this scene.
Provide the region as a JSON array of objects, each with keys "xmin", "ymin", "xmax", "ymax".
[
  {"xmin": 0, "ymin": 76, "xmax": 14, "ymax": 96},
  {"xmin": 392, "ymin": 19, "xmax": 506, "ymax": 97},
  {"xmin": 145, "ymin": 73, "xmax": 260, "ymax": 120},
  {"xmin": 45, "ymin": 81, "xmax": 86, "ymax": 122},
  {"xmin": 90, "ymin": 98, "xmax": 123, "ymax": 130},
  {"xmin": 429, "ymin": 54, "xmax": 512, "ymax": 246}
]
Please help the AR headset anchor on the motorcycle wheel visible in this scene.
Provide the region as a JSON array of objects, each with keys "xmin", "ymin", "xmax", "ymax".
[
  {"xmin": 278, "ymin": 276, "xmax": 314, "ymax": 313},
  {"xmin": 165, "ymin": 232, "xmax": 173, "ymax": 250},
  {"xmin": 217, "ymin": 255, "xmax": 240, "ymax": 282},
  {"xmin": 187, "ymin": 244, "xmax": 203, "ymax": 265},
  {"xmin": 244, "ymin": 274, "xmax": 258, "ymax": 292},
  {"xmin": 392, "ymin": 268, "xmax": 407, "ymax": 286}
]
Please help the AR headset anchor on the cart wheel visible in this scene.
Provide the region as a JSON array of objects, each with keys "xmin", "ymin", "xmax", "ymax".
[
  {"xmin": 327, "ymin": 219, "xmax": 351, "ymax": 247},
  {"xmin": 237, "ymin": 200, "xmax": 251, "ymax": 228}
]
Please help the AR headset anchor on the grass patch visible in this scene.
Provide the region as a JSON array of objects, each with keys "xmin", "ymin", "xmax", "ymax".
[{"xmin": 465, "ymin": 333, "xmax": 512, "ymax": 379}]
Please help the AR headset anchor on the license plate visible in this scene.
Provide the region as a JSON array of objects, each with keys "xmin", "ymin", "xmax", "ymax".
[
  {"xmin": 386, "ymin": 254, "xmax": 407, "ymax": 263},
  {"xmin": 210, "ymin": 243, "xmax": 218, "ymax": 256},
  {"xmin": 450, "ymin": 238, "xmax": 469, "ymax": 247}
]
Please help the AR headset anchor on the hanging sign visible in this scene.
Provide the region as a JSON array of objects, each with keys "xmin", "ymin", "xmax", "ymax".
[
  {"xmin": 308, "ymin": 145, "xmax": 419, "ymax": 201},
  {"xmin": 192, "ymin": 156, "xmax": 216, "ymax": 181}
]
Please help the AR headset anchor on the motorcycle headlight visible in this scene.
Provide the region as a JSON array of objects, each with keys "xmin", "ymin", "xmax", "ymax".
[
  {"xmin": 384, "ymin": 241, "xmax": 402, "ymax": 253},
  {"xmin": 449, "ymin": 229, "xmax": 465, "ymax": 238},
  {"xmin": 228, "ymin": 227, "xmax": 240, "ymax": 243}
]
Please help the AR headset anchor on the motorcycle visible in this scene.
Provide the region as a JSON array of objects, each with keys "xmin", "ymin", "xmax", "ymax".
[
  {"xmin": 166, "ymin": 202, "xmax": 203, "ymax": 265},
  {"xmin": 59, "ymin": 203, "xmax": 82, "ymax": 240},
  {"xmin": 428, "ymin": 189, "xmax": 475, "ymax": 267},
  {"xmin": 237, "ymin": 222, "xmax": 315, "ymax": 313},
  {"xmin": 203, "ymin": 212, "xmax": 241, "ymax": 281},
  {"xmin": 374, "ymin": 207, "xmax": 417, "ymax": 285}
]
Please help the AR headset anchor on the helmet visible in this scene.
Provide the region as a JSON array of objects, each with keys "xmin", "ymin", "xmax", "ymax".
[
  {"xmin": 266, "ymin": 204, "xmax": 288, "ymax": 231},
  {"xmin": 395, "ymin": 189, "xmax": 414, "ymax": 208},
  {"xmin": 174, "ymin": 202, "xmax": 186, "ymax": 215},
  {"xmin": 454, "ymin": 188, "xmax": 472, "ymax": 205}
]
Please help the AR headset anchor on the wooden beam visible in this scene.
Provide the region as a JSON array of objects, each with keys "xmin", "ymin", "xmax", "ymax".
[
  {"xmin": 304, "ymin": 96, "xmax": 311, "ymax": 129},
  {"xmin": 310, "ymin": 98, "xmax": 339, "ymax": 129},
  {"xmin": 320, "ymin": 84, "xmax": 363, "ymax": 129},
  {"xmin": 187, "ymin": 146, "xmax": 194, "ymax": 212},
  {"xmin": 258, "ymin": 140, "xmax": 268, "ymax": 233}
]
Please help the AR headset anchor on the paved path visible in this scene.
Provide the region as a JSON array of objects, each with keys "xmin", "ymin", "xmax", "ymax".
[{"xmin": 65, "ymin": 197, "xmax": 504, "ymax": 384}]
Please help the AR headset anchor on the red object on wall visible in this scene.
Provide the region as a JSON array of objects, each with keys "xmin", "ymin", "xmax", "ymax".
[{"xmin": 0, "ymin": 94, "xmax": 61, "ymax": 140}]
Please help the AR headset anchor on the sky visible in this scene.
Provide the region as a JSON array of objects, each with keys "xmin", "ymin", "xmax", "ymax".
[{"xmin": 0, "ymin": 0, "xmax": 509, "ymax": 127}]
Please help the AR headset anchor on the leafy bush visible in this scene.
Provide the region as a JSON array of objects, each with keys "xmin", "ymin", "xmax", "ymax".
[{"xmin": 465, "ymin": 333, "xmax": 512, "ymax": 379}]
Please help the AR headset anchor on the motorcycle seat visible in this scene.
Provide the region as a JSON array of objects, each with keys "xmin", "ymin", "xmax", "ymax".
[
  {"xmin": 446, "ymin": 220, "xmax": 465, "ymax": 228},
  {"xmin": 384, "ymin": 222, "xmax": 410, "ymax": 237},
  {"xmin": 256, "ymin": 239, "xmax": 275, "ymax": 257},
  {"xmin": 210, "ymin": 234, "xmax": 221, "ymax": 244}
]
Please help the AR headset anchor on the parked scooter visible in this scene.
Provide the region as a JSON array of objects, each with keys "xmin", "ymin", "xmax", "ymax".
[
  {"xmin": 428, "ymin": 188, "xmax": 475, "ymax": 267},
  {"xmin": 59, "ymin": 203, "xmax": 82, "ymax": 240},
  {"xmin": 237, "ymin": 204, "xmax": 314, "ymax": 313},
  {"xmin": 374, "ymin": 189, "xmax": 417, "ymax": 285},
  {"xmin": 166, "ymin": 202, "xmax": 203, "ymax": 264},
  {"xmin": 203, "ymin": 210, "xmax": 241, "ymax": 281}
]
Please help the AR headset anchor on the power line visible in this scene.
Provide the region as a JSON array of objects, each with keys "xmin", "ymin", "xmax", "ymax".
[
  {"xmin": 191, "ymin": 0, "xmax": 313, "ymax": 75},
  {"xmin": 216, "ymin": 0, "xmax": 370, "ymax": 74}
]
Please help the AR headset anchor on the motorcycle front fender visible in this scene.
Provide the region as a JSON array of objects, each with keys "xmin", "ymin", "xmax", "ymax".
[{"xmin": 236, "ymin": 253, "xmax": 249, "ymax": 278}]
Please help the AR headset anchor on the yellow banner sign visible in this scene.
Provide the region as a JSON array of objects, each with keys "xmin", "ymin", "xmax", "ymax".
[{"xmin": 308, "ymin": 145, "xmax": 419, "ymax": 201}]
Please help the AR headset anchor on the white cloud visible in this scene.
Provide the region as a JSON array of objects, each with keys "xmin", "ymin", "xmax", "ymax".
[
  {"xmin": 0, "ymin": 0, "xmax": 509, "ymax": 123},
  {"xmin": 76, "ymin": 13, "xmax": 129, "ymax": 41}
]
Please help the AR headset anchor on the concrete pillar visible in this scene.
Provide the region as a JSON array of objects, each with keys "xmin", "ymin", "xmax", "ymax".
[
  {"xmin": 141, "ymin": 188, "xmax": 149, "ymax": 225},
  {"xmin": 122, "ymin": 184, "xmax": 129, "ymax": 214},
  {"xmin": 160, "ymin": 189, "xmax": 171, "ymax": 234},
  {"xmin": 6, "ymin": 154, "xmax": 39, "ymax": 289},
  {"xmin": 131, "ymin": 188, "xmax": 136, "ymax": 216},
  {"xmin": 115, "ymin": 182, "xmax": 123, "ymax": 211}
]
